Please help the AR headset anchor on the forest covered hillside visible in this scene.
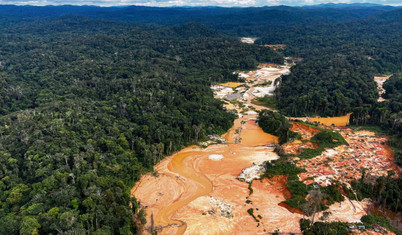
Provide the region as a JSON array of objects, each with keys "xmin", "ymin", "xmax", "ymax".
[
  {"xmin": 0, "ymin": 16, "xmax": 283, "ymax": 234},
  {"xmin": 0, "ymin": 5, "xmax": 398, "ymax": 34},
  {"xmin": 0, "ymin": 4, "xmax": 401, "ymax": 234}
]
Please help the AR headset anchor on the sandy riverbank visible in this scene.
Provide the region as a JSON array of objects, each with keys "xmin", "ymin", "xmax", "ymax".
[{"xmin": 132, "ymin": 63, "xmax": 398, "ymax": 234}]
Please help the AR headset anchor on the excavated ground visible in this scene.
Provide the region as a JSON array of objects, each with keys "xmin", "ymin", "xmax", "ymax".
[
  {"xmin": 132, "ymin": 63, "xmax": 398, "ymax": 234},
  {"xmin": 290, "ymin": 122, "xmax": 321, "ymax": 139},
  {"xmin": 374, "ymin": 75, "xmax": 392, "ymax": 102},
  {"xmin": 132, "ymin": 136, "xmax": 302, "ymax": 234},
  {"xmin": 297, "ymin": 128, "xmax": 400, "ymax": 187},
  {"xmin": 132, "ymin": 64, "xmax": 300, "ymax": 234}
]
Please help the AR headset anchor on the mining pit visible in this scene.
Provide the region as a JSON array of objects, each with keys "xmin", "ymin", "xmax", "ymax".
[{"xmin": 132, "ymin": 64, "xmax": 399, "ymax": 234}]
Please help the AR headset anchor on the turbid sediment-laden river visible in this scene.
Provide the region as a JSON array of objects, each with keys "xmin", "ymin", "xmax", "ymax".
[
  {"xmin": 131, "ymin": 64, "xmax": 296, "ymax": 234},
  {"xmin": 131, "ymin": 63, "xmax": 380, "ymax": 234},
  {"xmin": 131, "ymin": 110, "xmax": 289, "ymax": 234}
]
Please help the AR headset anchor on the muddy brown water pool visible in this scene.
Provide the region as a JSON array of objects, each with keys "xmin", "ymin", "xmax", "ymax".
[{"xmin": 367, "ymin": 205, "xmax": 402, "ymax": 230}]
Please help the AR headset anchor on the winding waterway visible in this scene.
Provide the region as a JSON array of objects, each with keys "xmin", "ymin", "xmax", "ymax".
[
  {"xmin": 132, "ymin": 64, "xmax": 287, "ymax": 234},
  {"xmin": 131, "ymin": 63, "xmax": 395, "ymax": 234}
]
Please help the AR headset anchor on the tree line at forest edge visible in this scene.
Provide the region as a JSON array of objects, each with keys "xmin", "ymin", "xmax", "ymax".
[
  {"xmin": 254, "ymin": 6, "xmax": 402, "ymax": 176},
  {"xmin": 0, "ymin": 5, "xmax": 401, "ymax": 234},
  {"xmin": 0, "ymin": 17, "xmax": 283, "ymax": 234},
  {"xmin": 259, "ymin": 110, "xmax": 401, "ymax": 231}
]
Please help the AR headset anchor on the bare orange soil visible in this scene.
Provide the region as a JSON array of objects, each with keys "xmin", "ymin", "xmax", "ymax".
[
  {"xmin": 290, "ymin": 122, "xmax": 320, "ymax": 139},
  {"xmin": 266, "ymin": 176, "xmax": 304, "ymax": 215},
  {"xmin": 173, "ymin": 150, "xmax": 302, "ymax": 234},
  {"xmin": 280, "ymin": 122, "xmax": 321, "ymax": 155},
  {"xmin": 131, "ymin": 141, "xmax": 303, "ymax": 234},
  {"xmin": 297, "ymin": 128, "xmax": 401, "ymax": 187},
  {"xmin": 131, "ymin": 64, "xmax": 398, "ymax": 235},
  {"xmin": 317, "ymin": 198, "xmax": 367, "ymax": 223},
  {"xmin": 282, "ymin": 141, "xmax": 320, "ymax": 155},
  {"xmin": 131, "ymin": 109, "xmax": 303, "ymax": 234}
]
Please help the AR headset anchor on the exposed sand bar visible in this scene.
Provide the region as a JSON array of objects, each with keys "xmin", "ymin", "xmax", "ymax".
[
  {"xmin": 132, "ymin": 140, "xmax": 288, "ymax": 234},
  {"xmin": 132, "ymin": 108, "xmax": 284, "ymax": 234},
  {"xmin": 131, "ymin": 63, "xmax": 396, "ymax": 234},
  {"xmin": 155, "ymin": 147, "xmax": 213, "ymax": 234}
]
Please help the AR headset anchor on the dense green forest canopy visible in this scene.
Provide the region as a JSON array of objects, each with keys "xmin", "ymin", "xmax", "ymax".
[
  {"xmin": 276, "ymin": 54, "xmax": 379, "ymax": 117},
  {"xmin": 0, "ymin": 4, "xmax": 401, "ymax": 234},
  {"xmin": 0, "ymin": 4, "xmax": 396, "ymax": 26},
  {"xmin": 258, "ymin": 110, "xmax": 297, "ymax": 144},
  {"xmin": 11, "ymin": 4, "xmax": 397, "ymax": 121},
  {"xmin": 0, "ymin": 16, "xmax": 283, "ymax": 234}
]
